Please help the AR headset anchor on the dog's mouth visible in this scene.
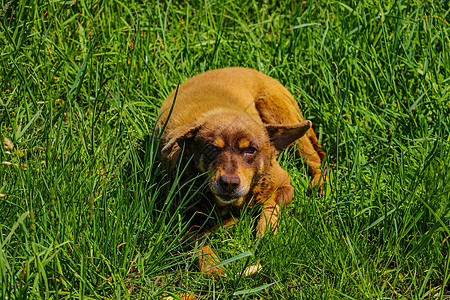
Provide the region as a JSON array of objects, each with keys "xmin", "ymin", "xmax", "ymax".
[
  {"xmin": 211, "ymin": 185, "xmax": 248, "ymax": 206},
  {"xmin": 214, "ymin": 193, "xmax": 240, "ymax": 205}
]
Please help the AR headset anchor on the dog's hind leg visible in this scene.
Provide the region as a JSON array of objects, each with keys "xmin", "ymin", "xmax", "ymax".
[{"xmin": 294, "ymin": 129, "xmax": 327, "ymax": 196}]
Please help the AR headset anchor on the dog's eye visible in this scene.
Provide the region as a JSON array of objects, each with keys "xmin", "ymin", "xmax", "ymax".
[
  {"xmin": 203, "ymin": 144, "xmax": 221, "ymax": 161},
  {"xmin": 244, "ymin": 147, "xmax": 257, "ymax": 156},
  {"xmin": 206, "ymin": 144, "xmax": 220, "ymax": 153}
]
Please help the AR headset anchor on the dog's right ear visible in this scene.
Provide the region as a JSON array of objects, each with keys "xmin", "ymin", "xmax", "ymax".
[
  {"xmin": 265, "ymin": 120, "xmax": 311, "ymax": 152},
  {"xmin": 161, "ymin": 124, "xmax": 202, "ymax": 158}
]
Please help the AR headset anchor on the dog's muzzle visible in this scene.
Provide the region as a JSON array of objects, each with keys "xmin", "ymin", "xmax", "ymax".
[{"xmin": 211, "ymin": 174, "xmax": 248, "ymax": 205}]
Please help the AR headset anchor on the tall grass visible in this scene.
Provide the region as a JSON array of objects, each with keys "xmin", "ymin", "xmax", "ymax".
[{"xmin": 1, "ymin": 0, "xmax": 449, "ymax": 298}]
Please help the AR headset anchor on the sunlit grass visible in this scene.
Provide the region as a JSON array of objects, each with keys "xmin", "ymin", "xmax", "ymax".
[{"xmin": 1, "ymin": 0, "xmax": 449, "ymax": 298}]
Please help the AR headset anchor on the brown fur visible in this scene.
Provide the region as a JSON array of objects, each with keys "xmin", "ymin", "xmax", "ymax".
[{"xmin": 156, "ymin": 67, "xmax": 327, "ymax": 274}]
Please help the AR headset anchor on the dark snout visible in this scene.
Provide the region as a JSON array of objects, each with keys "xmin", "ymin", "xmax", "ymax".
[
  {"xmin": 211, "ymin": 172, "xmax": 249, "ymax": 204},
  {"xmin": 218, "ymin": 174, "xmax": 241, "ymax": 193}
]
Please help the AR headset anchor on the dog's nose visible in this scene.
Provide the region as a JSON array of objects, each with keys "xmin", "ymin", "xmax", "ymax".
[{"xmin": 218, "ymin": 174, "xmax": 241, "ymax": 192}]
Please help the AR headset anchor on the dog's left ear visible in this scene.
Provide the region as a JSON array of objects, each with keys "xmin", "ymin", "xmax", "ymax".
[
  {"xmin": 161, "ymin": 123, "xmax": 202, "ymax": 158},
  {"xmin": 266, "ymin": 120, "xmax": 311, "ymax": 152}
]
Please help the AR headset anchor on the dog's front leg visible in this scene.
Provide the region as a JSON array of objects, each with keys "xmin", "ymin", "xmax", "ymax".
[
  {"xmin": 256, "ymin": 202, "xmax": 280, "ymax": 237},
  {"xmin": 197, "ymin": 243, "xmax": 223, "ymax": 274},
  {"xmin": 256, "ymin": 182, "xmax": 294, "ymax": 237},
  {"xmin": 195, "ymin": 217, "xmax": 239, "ymax": 274}
]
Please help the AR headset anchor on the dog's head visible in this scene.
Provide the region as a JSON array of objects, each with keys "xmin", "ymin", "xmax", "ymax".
[{"xmin": 162, "ymin": 113, "xmax": 311, "ymax": 206}]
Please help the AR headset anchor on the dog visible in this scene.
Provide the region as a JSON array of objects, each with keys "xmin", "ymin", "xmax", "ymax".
[{"xmin": 156, "ymin": 67, "xmax": 326, "ymax": 274}]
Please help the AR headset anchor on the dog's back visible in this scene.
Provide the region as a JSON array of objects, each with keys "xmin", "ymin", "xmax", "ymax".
[{"xmin": 158, "ymin": 68, "xmax": 302, "ymax": 132}]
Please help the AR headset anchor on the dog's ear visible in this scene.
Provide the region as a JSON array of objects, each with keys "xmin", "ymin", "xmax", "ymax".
[
  {"xmin": 161, "ymin": 124, "xmax": 201, "ymax": 158},
  {"xmin": 265, "ymin": 120, "xmax": 311, "ymax": 152}
]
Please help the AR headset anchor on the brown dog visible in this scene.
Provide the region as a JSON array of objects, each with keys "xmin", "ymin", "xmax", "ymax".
[{"xmin": 156, "ymin": 67, "xmax": 326, "ymax": 274}]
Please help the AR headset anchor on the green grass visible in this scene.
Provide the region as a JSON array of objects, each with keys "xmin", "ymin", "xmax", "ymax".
[{"xmin": 1, "ymin": 0, "xmax": 449, "ymax": 298}]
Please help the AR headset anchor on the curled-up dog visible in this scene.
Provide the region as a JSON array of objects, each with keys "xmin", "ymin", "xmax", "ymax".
[{"xmin": 156, "ymin": 67, "xmax": 327, "ymax": 274}]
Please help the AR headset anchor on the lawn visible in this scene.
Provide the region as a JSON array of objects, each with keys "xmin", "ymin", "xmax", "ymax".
[{"xmin": 1, "ymin": 0, "xmax": 449, "ymax": 298}]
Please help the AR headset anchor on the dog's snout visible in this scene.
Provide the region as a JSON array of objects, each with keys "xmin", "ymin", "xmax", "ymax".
[{"xmin": 219, "ymin": 174, "xmax": 241, "ymax": 192}]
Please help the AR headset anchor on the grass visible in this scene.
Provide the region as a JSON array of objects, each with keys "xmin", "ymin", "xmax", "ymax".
[{"xmin": 1, "ymin": 0, "xmax": 449, "ymax": 298}]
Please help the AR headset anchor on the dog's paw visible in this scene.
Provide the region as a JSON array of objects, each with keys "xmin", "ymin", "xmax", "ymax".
[
  {"xmin": 309, "ymin": 174, "xmax": 327, "ymax": 197},
  {"xmin": 205, "ymin": 265, "xmax": 224, "ymax": 275},
  {"xmin": 197, "ymin": 258, "xmax": 224, "ymax": 275}
]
